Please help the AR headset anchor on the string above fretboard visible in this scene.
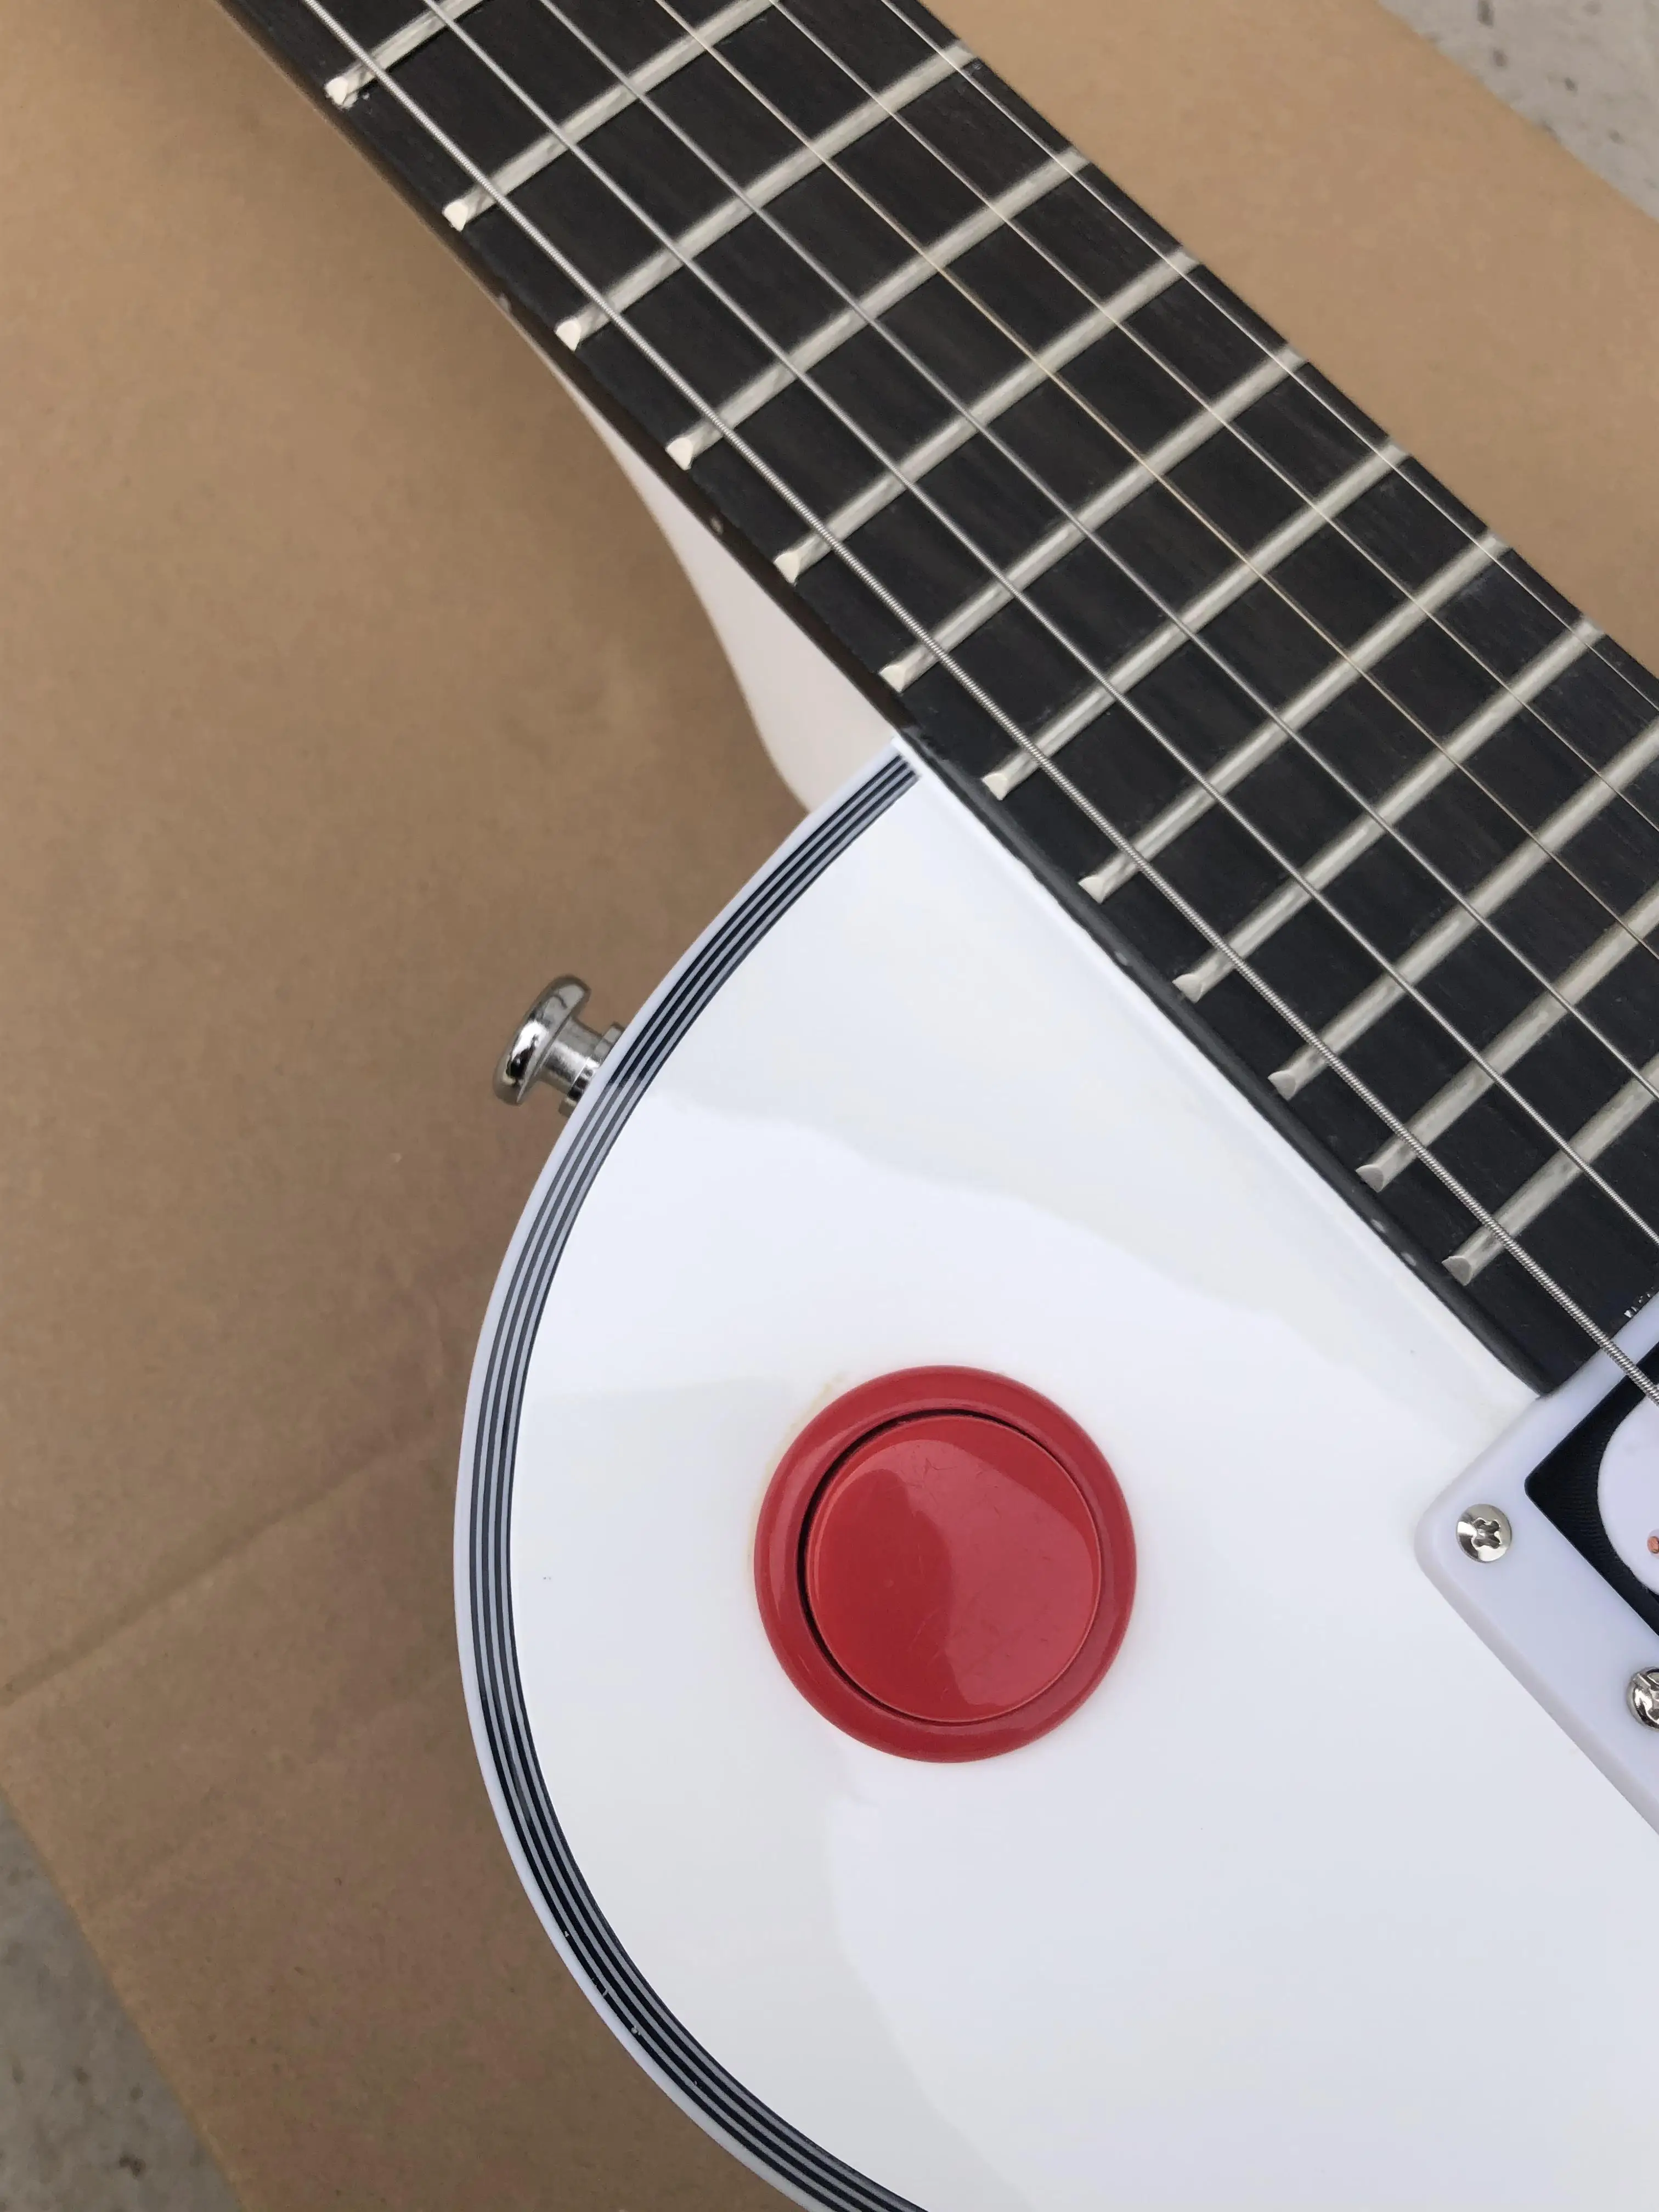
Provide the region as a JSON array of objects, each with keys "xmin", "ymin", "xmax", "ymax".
[{"xmin": 229, "ymin": 0, "xmax": 1659, "ymax": 1395}]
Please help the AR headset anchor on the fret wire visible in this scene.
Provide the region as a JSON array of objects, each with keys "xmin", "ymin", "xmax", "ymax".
[
  {"xmin": 554, "ymin": 0, "xmax": 1659, "ymax": 1017},
  {"xmin": 1265, "ymin": 713, "xmax": 1659, "ymax": 1094},
  {"xmin": 1448, "ymin": 1059, "xmax": 1659, "ymax": 1286},
  {"xmin": 471, "ymin": 0, "xmax": 1659, "ymax": 1295},
  {"xmin": 635, "ymin": 0, "xmax": 1659, "ymax": 940},
  {"xmin": 300, "ymin": 0, "xmax": 1659, "ymax": 1381},
  {"xmin": 858, "ymin": 0, "xmax": 1659, "ymax": 752},
  {"xmin": 439, "ymin": 0, "xmax": 776, "ymax": 229},
  {"xmin": 855, "ymin": 343, "xmax": 1294, "ymax": 622},
  {"xmin": 1006, "ymin": 766, "xmax": 1659, "ymax": 1396},
  {"xmin": 424, "ymin": 0, "xmax": 1659, "ymax": 1248},
  {"xmin": 1363, "ymin": 874, "xmax": 1659, "ymax": 1190},
  {"xmin": 957, "ymin": 466, "xmax": 1659, "ymax": 1177},
  {"xmin": 550, "ymin": 42, "xmax": 979, "ymax": 343},
  {"xmin": 1170, "ymin": 619, "xmax": 1601, "ymax": 997},
  {"xmin": 1248, "ymin": 696, "xmax": 1659, "ymax": 1076},
  {"xmin": 542, "ymin": 0, "xmax": 1659, "ymax": 1098},
  {"xmin": 660, "ymin": 145, "xmax": 1093, "ymax": 467},
  {"xmin": 984, "ymin": 443, "xmax": 1412, "ymax": 793},
  {"xmin": 1077, "ymin": 534, "xmax": 1503, "ymax": 900},
  {"xmin": 448, "ymin": 80, "xmax": 639, "ymax": 222},
  {"xmin": 325, "ymin": 0, "xmax": 482, "ymax": 106}
]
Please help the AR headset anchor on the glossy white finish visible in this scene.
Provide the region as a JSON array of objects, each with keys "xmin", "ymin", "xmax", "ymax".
[
  {"xmin": 1600, "ymin": 1399, "xmax": 1659, "ymax": 1595},
  {"xmin": 568, "ymin": 381, "xmax": 893, "ymax": 808},
  {"xmin": 469, "ymin": 759, "xmax": 1659, "ymax": 2210}
]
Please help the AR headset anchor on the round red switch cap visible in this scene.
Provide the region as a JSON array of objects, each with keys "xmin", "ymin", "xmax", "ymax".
[
  {"xmin": 804, "ymin": 1414, "xmax": 1102, "ymax": 1724},
  {"xmin": 755, "ymin": 1368, "xmax": 1135, "ymax": 1761}
]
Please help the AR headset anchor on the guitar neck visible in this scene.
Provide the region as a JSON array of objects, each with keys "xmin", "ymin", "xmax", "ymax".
[{"xmin": 225, "ymin": 0, "xmax": 1659, "ymax": 1397}]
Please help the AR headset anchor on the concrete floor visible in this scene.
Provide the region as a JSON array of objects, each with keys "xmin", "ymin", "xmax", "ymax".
[
  {"xmin": 1383, "ymin": 0, "xmax": 1659, "ymax": 216},
  {"xmin": 2, "ymin": 7, "xmax": 1655, "ymax": 2210},
  {"xmin": 0, "ymin": 1803, "xmax": 235, "ymax": 2212}
]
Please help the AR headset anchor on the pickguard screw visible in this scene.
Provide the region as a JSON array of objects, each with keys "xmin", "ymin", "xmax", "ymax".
[
  {"xmin": 1628, "ymin": 1669, "xmax": 1659, "ymax": 1730},
  {"xmin": 1456, "ymin": 1504, "xmax": 1512, "ymax": 1562}
]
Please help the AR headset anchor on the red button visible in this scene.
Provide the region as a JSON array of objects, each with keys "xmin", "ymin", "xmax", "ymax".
[
  {"xmin": 754, "ymin": 1368, "xmax": 1135, "ymax": 1762},
  {"xmin": 804, "ymin": 1414, "xmax": 1103, "ymax": 1723}
]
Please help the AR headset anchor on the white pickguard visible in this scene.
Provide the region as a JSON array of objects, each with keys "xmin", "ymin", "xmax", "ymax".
[{"xmin": 459, "ymin": 757, "xmax": 1659, "ymax": 2212}]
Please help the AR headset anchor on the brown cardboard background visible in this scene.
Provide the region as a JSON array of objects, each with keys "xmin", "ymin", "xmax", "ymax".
[
  {"xmin": 1, "ymin": 1, "xmax": 1655, "ymax": 2208},
  {"xmin": 0, "ymin": 2, "xmax": 793, "ymax": 2204}
]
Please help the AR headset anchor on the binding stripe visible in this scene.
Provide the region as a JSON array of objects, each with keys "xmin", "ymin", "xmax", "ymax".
[{"xmin": 465, "ymin": 753, "xmax": 918, "ymax": 2212}]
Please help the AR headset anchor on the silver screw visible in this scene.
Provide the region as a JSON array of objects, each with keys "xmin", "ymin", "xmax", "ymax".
[
  {"xmin": 1628, "ymin": 1669, "xmax": 1659, "ymax": 1730},
  {"xmin": 1456, "ymin": 1504, "xmax": 1513, "ymax": 1562}
]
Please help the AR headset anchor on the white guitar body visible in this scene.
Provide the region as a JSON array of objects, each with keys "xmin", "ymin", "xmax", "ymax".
[
  {"xmin": 570, "ymin": 386, "xmax": 893, "ymax": 810},
  {"xmin": 458, "ymin": 440, "xmax": 1659, "ymax": 2205}
]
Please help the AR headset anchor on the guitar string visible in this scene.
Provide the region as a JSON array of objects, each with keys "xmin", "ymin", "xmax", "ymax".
[
  {"xmin": 354, "ymin": 0, "xmax": 1659, "ymax": 1338},
  {"xmin": 615, "ymin": 0, "xmax": 1659, "ymax": 1111},
  {"xmin": 400, "ymin": 0, "xmax": 1659, "ymax": 1322},
  {"xmin": 720, "ymin": 4, "xmax": 1659, "ymax": 1226},
  {"xmin": 484, "ymin": 0, "xmax": 1659, "ymax": 1129},
  {"xmin": 397, "ymin": 0, "xmax": 1659, "ymax": 937},
  {"xmin": 573, "ymin": 0, "xmax": 1659, "ymax": 1239},
  {"xmin": 397, "ymin": 0, "xmax": 1659, "ymax": 898},
  {"xmin": 436, "ymin": 14, "xmax": 965, "ymax": 234},
  {"xmin": 845, "ymin": 0, "xmax": 1659, "ymax": 764},
  {"xmin": 293, "ymin": 0, "xmax": 1659, "ymax": 1397},
  {"xmin": 735, "ymin": 15, "xmax": 1659, "ymax": 1211},
  {"xmin": 675, "ymin": 0, "xmax": 1659, "ymax": 905},
  {"xmin": 382, "ymin": 0, "xmax": 1659, "ymax": 1215}
]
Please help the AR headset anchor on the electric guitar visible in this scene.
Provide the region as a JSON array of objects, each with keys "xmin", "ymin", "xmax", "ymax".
[{"xmin": 220, "ymin": 2, "xmax": 1659, "ymax": 2203}]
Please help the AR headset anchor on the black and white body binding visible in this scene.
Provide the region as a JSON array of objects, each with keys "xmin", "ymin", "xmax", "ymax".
[{"xmin": 214, "ymin": 3, "xmax": 1659, "ymax": 2203}]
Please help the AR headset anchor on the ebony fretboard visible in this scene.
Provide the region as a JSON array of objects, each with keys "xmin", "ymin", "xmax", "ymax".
[{"xmin": 226, "ymin": 0, "xmax": 1659, "ymax": 1393}]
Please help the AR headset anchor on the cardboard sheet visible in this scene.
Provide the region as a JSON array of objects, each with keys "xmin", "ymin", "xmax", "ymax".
[{"xmin": 1, "ymin": 1, "xmax": 1654, "ymax": 2205}]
